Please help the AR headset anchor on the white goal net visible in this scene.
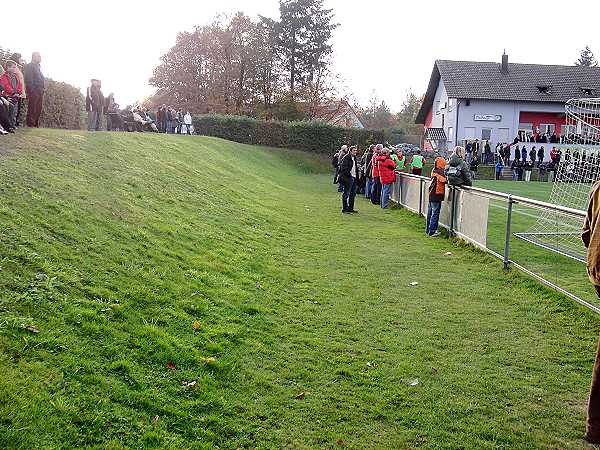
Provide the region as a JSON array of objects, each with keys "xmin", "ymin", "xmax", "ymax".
[{"xmin": 515, "ymin": 98, "xmax": 600, "ymax": 262}]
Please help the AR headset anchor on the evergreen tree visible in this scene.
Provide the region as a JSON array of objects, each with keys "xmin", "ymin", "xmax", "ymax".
[
  {"xmin": 575, "ymin": 46, "xmax": 598, "ymax": 67},
  {"xmin": 276, "ymin": 0, "xmax": 338, "ymax": 99}
]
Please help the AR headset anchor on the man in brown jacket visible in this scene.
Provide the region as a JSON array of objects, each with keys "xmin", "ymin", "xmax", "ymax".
[{"xmin": 583, "ymin": 181, "xmax": 600, "ymax": 443}]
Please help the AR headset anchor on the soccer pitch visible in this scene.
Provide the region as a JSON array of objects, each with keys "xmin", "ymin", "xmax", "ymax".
[{"xmin": 474, "ymin": 180, "xmax": 596, "ymax": 304}]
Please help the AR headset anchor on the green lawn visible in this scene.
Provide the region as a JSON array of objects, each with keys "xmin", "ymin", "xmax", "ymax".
[{"xmin": 1, "ymin": 129, "xmax": 600, "ymax": 449}]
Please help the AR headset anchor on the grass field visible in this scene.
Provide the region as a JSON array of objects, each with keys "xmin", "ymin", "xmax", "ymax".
[{"xmin": 1, "ymin": 129, "xmax": 600, "ymax": 449}]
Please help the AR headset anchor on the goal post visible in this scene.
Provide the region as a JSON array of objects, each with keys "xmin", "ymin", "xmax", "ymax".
[{"xmin": 514, "ymin": 98, "xmax": 600, "ymax": 262}]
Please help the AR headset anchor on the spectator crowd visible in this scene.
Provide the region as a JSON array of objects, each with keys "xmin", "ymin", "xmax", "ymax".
[
  {"xmin": 332, "ymin": 144, "xmax": 472, "ymax": 237},
  {"xmin": 0, "ymin": 52, "xmax": 45, "ymax": 135},
  {"xmin": 0, "ymin": 50, "xmax": 195, "ymax": 136}
]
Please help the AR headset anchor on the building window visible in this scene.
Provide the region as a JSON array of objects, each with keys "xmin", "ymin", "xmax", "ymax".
[
  {"xmin": 561, "ymin": 124, "xmax": 576, "ymax": 136},
  {"xmin": 481, "ymin": 128, "xmax": 492, "ymax": 141},
  {"xmin": 447, "ymin": 127, "xmax": 453, "ymax": 142},
  {"xmin": 498, "ymin": 128, "xmax": 510, "ymax": 143},
  {"xmin": 518, "ymin": 123, "xmax": 533, "ymax": 141},
  {"xmin": 536, "ymin": 85, "xmax": 552, "ymax": 94},
  {"xmin": 435, "ymin": 101, "xmax": 440, "ymax": 115},
  {"xmin": 539, "ymin": 123, "xmax": 555, "ymax": 135},
  {"xmin": 441, "ymin": 114, "xmax": 445, "ymax": 128},
  {"xmin": 464, "ymin": 127, "xmax": 476, "ymax": 140}
]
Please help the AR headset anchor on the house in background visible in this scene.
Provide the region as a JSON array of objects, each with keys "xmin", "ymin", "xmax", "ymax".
[
  {"xmin": 415, "ymin": 53, "xmax": 600, "ymax": 151},
  {"xmin": 312, "ymin": 99, "xmax": 365, "ymax": 129}
]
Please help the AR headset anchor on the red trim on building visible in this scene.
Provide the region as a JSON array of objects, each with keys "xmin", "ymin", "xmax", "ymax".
[
  {"xmin": 424, "ymin": 108, "xmax": 433, "ymax": 128},
  {"xmin": 519, "ymin": 111, "xmax": 565, "ymax": 135}
]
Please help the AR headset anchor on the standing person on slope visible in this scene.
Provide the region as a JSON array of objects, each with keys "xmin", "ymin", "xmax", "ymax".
[
  {"xmin": 338, "ymin": 146, "xmax": 360, "ymax": 214},
  {"xmin": 426, "ymin": 157, "xmax": 447, "ymax": 237},
  {"xmin": 583, "ymin": 181, "xmax": 600, "ymax": 444},
  {"xmin": 377, "ymin": 148, "xmax": 397, "ymax": 209},
  {"xmin": 24, "ymin": 52, "xmax": 46, "ymax": 128}
]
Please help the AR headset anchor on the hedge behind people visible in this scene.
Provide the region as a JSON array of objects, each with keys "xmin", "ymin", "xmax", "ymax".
[{"xmin": 193, "ymin": 114, "xmax": 384, "ymax": 155}]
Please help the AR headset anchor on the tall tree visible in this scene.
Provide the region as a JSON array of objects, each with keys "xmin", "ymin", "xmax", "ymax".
[
  {"xmin": 575, "ymin": 46, "xmax": 598, "ymax": 67},
  {"xmin": 276, "ymin": 0, "xmax": 337, "ymax": 100}
]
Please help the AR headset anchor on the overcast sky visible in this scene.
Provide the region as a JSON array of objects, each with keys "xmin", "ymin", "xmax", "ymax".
[{"xmin": 3, "ymin": 0, "xmax": 599, "ymax": 111}]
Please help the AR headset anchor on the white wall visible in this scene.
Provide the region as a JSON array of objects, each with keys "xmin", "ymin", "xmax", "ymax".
[{"xmin": 456, "ymin": 99, "xmax": 565, "ymax": 145}]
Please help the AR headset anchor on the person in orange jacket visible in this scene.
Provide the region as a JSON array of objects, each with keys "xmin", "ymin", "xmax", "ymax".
[{"xmin": 426, "ymin": 157, "xmax": 448, "ymax": 236}]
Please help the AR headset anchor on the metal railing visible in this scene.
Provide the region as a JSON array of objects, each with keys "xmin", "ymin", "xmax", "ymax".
[{"xmin": 390, "ymin": 173, "xmax": 600, "ymax": 314}]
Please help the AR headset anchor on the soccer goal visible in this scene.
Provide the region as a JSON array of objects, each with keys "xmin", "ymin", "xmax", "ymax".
[{"xmin": 514, "ymin": 98, "xmax": 600, "ymax": 262}]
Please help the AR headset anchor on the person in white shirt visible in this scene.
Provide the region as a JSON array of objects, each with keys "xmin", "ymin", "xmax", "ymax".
[{"xmin": 183, "ymin": 111, "xmax": 193, "ymax": 135}]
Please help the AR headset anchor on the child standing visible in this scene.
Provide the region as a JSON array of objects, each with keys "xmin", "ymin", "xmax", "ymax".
[{"xmin": 495, "ymin": 159, "xmax": 504, "ymax": 180}]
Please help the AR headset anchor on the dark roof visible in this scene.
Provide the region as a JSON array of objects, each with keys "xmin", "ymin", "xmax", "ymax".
[{"xmin": 416, "ymin": 59, "xmax": 600, "ymax": 124}]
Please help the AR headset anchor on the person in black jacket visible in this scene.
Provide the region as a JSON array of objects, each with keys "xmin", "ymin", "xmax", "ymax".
[
  {"xmin": 24, "ymin": 52, "xmax": 45, "ymax": 127},
  {"xmin": 338, "ymin": 146, "xmax": 359, "ymax": 214}
]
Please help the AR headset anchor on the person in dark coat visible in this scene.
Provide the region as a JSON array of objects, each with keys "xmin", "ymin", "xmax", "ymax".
[
  {"xmin": 86, "ymin": 79, "xmax": 104, "ymax": 131},
  {"xmin": 537, "ymin": 146, "xmax": 545, "ymax": 167},
  {"xmin": 521, "ymin": 145, "xmax": 528, "ymax": 162},
  {"xmin": 529, "ymin": 147, "xmax": 537, "ymax": 164},
  {"xmin": 338, "ymin": 146, "xmax": 359, "ymax": 214},
  {"xmin": 24, "ymin": 52, "xmax": 45, "ymax": 127}
]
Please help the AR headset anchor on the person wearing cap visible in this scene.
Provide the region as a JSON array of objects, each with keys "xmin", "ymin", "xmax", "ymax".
[
  {"xmin": 338, "ymin": 146, "xmax": 359, "ymax": 214},
  {"xmin": 86, "ymin": 79, "xmax": 104, "ymax": 131},
  {"xmin": 24, "ymin": 52, "xmax": 45, "ymax": 127},
  {"xmin": 376, "ymin": 147, "xmax": 397, "ymax": 209}
]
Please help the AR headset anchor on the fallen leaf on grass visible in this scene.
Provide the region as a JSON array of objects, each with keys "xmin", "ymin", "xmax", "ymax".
[
  {"xmin": 408, "ymin": 378, "xmax": 419, "ymax": 387},
  {"xmin": 152, "ymin": 415, "xmax": 159, "ymax": 428},
  {"xmin": 336, "ymin": 439, "xmax": 345, "ymax": 446},
  {"xmin": 409, "ymin": 282, "xmax": 419, "ymax": 287},
  {"xmin": 366, "ymin": 361, "xmax": 378, "ymax": 368},
  {"xmin": 431, "ymin": 367, "xmax": 438, "ymax": 375},
  {"xmin": 24, "ymin": 325, "xmax": 40, "ymax": 334},
  {"xmin": 445, "ymin": 252, "xmax": 453, "ymax": 256},
  {"xmin": 166, "ymin": 361, "xmax": 176, "ymax": 370},
  {"xmin": 192, "ymin": 321, "xmax": 201, "ymax": 331},
  {"xmin": 184, "ymin": 380, "xmax": 197, "ymax": 387},
  {"xmin": 202, "ymin": 357, "xmax": 217, "ymax": 363},
  {"xmin": 295, "ymin": 392, "xmax": 306, "ymax": 400}
]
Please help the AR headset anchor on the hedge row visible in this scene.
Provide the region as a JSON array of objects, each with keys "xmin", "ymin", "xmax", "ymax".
[
  {"xmin": 19, "ymin": 79, "xmax": 86, "ymax": 129},
  {"xmin": 192, "ymin": 114, "xmax": 385, "ymax": 154}
]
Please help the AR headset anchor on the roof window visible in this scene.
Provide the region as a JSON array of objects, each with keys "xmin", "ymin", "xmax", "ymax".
[{"xmin": 536, "ymin": 85, "xmax": 552, "ymax": 94}]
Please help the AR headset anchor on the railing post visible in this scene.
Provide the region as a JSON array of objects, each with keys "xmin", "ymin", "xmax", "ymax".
[
  {"xmin": 418, "ymin": 178, "xmax": 423, "ymax": 216},
  {"xmin": 503, "ymin": 195, "xmax": 513, "ymax": 270},
  {"xmin": 449, "ymin": 187, "xmax": 456, "ymax": 237}
]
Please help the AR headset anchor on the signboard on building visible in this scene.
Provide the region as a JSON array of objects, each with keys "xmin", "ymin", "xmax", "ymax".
[{"xmin": 474, "ymin": 114, "xmax": 502, "ymax": 122}]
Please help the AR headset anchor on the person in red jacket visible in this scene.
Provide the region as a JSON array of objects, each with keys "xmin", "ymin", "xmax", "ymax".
[
  {"xmin": 377, "ymin": 148, "xmax": 397, "ymax": 209},
  {"xmin": 370, "ymin": 144, "xmax": 383, "ymax": 205},
  {"xmin": 0, "ymin": 60, "xmax": 24, "ymax": 129}
]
